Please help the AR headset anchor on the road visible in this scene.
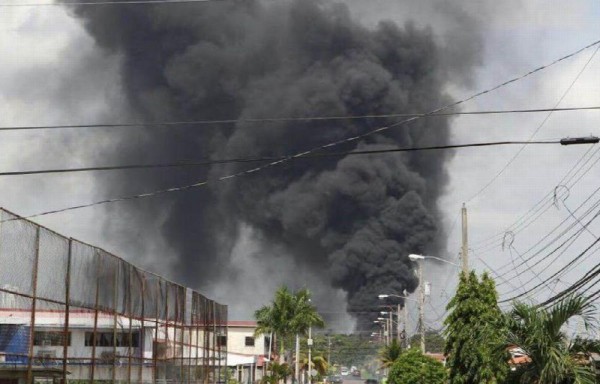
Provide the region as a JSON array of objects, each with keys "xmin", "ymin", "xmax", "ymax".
[{"xmin": 343, "ymin": 376, "xmax": 364, "ymax": 384}]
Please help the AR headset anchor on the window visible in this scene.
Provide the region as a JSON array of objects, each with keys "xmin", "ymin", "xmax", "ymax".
[
  {"xmin": 34, "ymin": 331, "xmax": 70, "ymax": 346},
  {"xmin": 245, "ymin": 336, "xmax": 255, "ymax": 347},
  {"xmin": 84, "ymin": 332, "xmax": 139, "ymax": 347},
  {"xmin": 216, "ymin": 335, "xmax": 227, "ymax": 347}
]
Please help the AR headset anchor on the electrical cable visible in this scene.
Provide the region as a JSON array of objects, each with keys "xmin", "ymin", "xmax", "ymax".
[
  {"xmin": 2, "ymin": 106, "xmax": 600, "ymax": 132},
  {"xmin": 500, "ymin": 235, "xmax": 600, "ymax": 303},
  {"xmin": 493, "ymin": 195, "xmax": 600, "ymax": 289},
  {"xmin": 472, "ymin": 144, "xmax": 600, "ymax": 256},
  {"xmin": 471, "ymin": 146, "xmax": 598, "ymax": 253},
  {"xmin": 0, "ymin": 140, "xmax": 560, "ymax": 178},
  {"xmin": 540, "ymin": 266, "xmax": 600, "ymax": 307},
  {"xmin": 0, "ymin": 0, "xmax": 224, "ymax": 6},
  {"xmin": 465, "ymin": 44, "xmax": 600, "ymax": 205},
  {"xmin": 491, "ymin": 181, "xmax": 600, "ymax": 280},
  {"xmin": 6, "ymin": 38, "xmax": 599, "ymax": 221},
  {"xmin": 499, "ymin": 214, "xmax": 599, "ymax": 298}
]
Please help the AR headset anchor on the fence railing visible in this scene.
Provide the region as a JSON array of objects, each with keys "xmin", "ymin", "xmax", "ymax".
[{"xmin": 0, "ymin": 208, "xmax": 227, "ymax": 383}]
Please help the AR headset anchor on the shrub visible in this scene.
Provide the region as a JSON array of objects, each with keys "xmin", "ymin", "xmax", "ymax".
[{"xmin": 388, "ymin": 348, "xmax": 446, "ymax": 384}]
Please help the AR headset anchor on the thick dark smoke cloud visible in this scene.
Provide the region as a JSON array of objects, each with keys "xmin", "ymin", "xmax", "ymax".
[{"xmin": 64, "ymin": 0, "xmax": 481, "ymax": 326}]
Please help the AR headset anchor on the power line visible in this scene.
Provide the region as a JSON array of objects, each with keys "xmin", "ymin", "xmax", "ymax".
[
  {"xmin": 493, "ymin": 187, "xmax": 600, "ymax": 284},
  {"xmin": 0, "ymin": 140, "xmax": 562, "ymax": 178},
  {"xmin": 6, "ymin": 38, "xmax": 600, "ymax": 221},
  {"xmin": 471, "ymin": 144, "xmax": 600, "ymax": 254},
  {"xmin": 500, "ymin": 233, "xmax": 600, "ymax": 304},
  {"xmin": 465, "ymin": 44, "xmax": 600, "ymax": 205},
  {"xmin": 2, "ymin": 106, "xmax": 600, "ymax": 132},
  {"xmin": 0, "ymin": 0, "xmax": 224, "ymax": 6}
]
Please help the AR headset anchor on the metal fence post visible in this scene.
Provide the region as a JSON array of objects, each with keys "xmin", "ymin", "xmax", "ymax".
[
  {"xmin": 62, "ymin": 239, "xmax": 73, "ymax": 383},
  {"xmin": 26, "ymin": 226, "xmax": 40, "ymax": 384}
]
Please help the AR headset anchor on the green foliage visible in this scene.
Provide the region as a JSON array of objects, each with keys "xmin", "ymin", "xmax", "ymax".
[
  {"xmin": 299, "ymin": 354, "xmax": 329, "ymax": 376},
  {"xmin": 379, "ymin": 339, "xmax": 402, "ymax": 368},
  {"xmin": 261, "ymin": 362, "xmax": 293, "ymax": 384},
  {"xmin": 444, "ymin": 271, "xmax": 509, "ymax": 384},
  {"xmin": 255, "ymin": 286, "xmax": 325, "ymax": 362},
  {"xmin": 306, "ymin": 333, "xmax": 379, "ymax": 369},
  {"xmin": 505, "ymin": 294, "xmax": 600, "ymax": 384},
  {"xmin": 408, "ymin": 331, "xmax": 445, "ymax": 353},
  {"xmin": 388, "ymin": 348, "xmax": 446, "ymax": 384}
]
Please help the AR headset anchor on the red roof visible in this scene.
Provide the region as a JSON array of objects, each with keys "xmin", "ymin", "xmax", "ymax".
[{"xmin": 228, "ymin": 321, "xmax": 257, "ymax": 328}]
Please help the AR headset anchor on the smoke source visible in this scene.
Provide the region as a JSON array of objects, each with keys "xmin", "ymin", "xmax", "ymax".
[{"xmin": 63, "ymin": 0, "xmax": 481, "ymax": 326}]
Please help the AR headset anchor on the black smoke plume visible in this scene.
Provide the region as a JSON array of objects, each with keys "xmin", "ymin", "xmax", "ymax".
[{"xmin": 64, "ymin": 0, "xmax": 480, "ymax": 327}]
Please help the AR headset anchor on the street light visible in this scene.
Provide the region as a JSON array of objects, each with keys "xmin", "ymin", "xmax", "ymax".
[
  {"xmin": 408, "ymin": 253, "xmax": 461, "ymax": 267},
  {"xmin": 409, "ymin": 254, "xmax": 427, "ymax": 353},
  {"xmin": 408, "ymin": 254, "xmax": 460, "ymax": 353},
  {"xmin": 378, "ymin": 293, "xmax": 417, "ymax": 348}
]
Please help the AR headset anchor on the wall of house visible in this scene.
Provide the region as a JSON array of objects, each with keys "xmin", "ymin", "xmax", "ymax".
[{"xmin": 227, "ymin": 327, "xmax": 266, "ymax": 356}]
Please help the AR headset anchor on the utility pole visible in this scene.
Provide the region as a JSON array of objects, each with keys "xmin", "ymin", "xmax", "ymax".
[
  {"xmin": 388, "ymin": 309, "xmax": 393, "ymax": 343},
  {"xmin": 295, "ymin": 334, "xmax": 300, "ymax": 384},
  {"xmin": 327, "ymin": 335, "xmax": 331, "ymax": 368},
  {"xmin": 308, "ymin": 326, "xmax": 313, "ymax": 384},
  {"xmin": 461, "ymin": 203, "xmax": 469, "ymax": 274},
  {"xmin": 418, "ymin": 261, "xmax": 425, "ymax": 353},
  {"xmin": 403, "ymin": 304, "xmax": 409, "ymax": 349},
  {"xmin": 396, "ymin": 303, "xmax": 401, "ymax": 344}
]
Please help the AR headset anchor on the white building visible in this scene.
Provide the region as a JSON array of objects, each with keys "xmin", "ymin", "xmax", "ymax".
[
  {"xmin": 227, "ymin": 321, "xmax": 271, "ymax": 384},
  {"xmin": 0, "ymin": 308, "xmax": 226, "ymax": 383}
]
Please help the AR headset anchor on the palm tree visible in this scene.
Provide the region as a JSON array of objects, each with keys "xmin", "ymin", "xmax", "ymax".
[
  {"xmin": 506, "ymin": 294, "xmax": 600, "ymax": 383},
  {"xmin": 379, "ymin": 339, "xmax": 402, "ymax": 368},
  {"xmin": 261, "ymin": 362, "xmax": 293, "ymax": 384},
  {"xmin": 290, "ymin": 288, "xmax": 325, "ymax": 335},
  {"xmin": 255, "ymin": 286, "xmax": 325, "ymax": 364},
  {"xmin": 255, "ymin": 286, "xmax": 297, "ymax": 363},
  {"xmin": 300, "ymin": 354, "xmax": 328, "ymax": 376}
]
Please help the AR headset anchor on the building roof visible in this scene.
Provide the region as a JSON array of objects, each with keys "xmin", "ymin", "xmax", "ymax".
[{"xmin": 228, "ymin": 321, "xmax": 257, "ymax": 328}]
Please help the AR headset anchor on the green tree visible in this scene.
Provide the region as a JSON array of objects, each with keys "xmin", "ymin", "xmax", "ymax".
[
  {"xmin": 505, "ymin": 294, "xmax": 600, "ymax": 384},
  {"xmin": 444, "ymin": 271, "xmax": 509, "ymax": 384},
  {"xmin": 255, "ymin": 286, "xmax": 325, "ymax": 363},
  {"xmin": 310, "ymin": 334, "xmax": 378, "ymax": 368},
  {"xmin": 388, "ymin": 348, "xmax": 446, "ymax": 384},
  {"xmin": 379, "ymin": 339, "xmax": 402, "ymax": 368},
  {"xmin": 299, "ymin": 354, "xmax": 328, "ymax": 376},
  {"xmin": 408, "ymin": 331, "xmax": 445, "ymax": 353},
  {"xmin": 255, "ymin": 286, "xmax": 296, "ymax": 363},
  {"xmin": 291, "ymin": 288, "xmax": 325, "ymax": 335},
  {"xmin": 261, "ymin": 362, "xmax": 293, "ymax": 384}
]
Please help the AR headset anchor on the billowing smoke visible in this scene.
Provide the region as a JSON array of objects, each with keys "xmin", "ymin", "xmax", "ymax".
[{"xmin": 63, "ymin": 0, "xmax": 481, "ymax": 326}]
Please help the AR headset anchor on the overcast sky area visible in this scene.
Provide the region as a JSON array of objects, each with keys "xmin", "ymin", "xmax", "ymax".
[{"xmin": 1, "ymin": 0, "xmax": 600, "ymax": 335}]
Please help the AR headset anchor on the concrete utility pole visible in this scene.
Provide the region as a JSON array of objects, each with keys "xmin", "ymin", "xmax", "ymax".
[
  {"xmin": 418, "ymin": 261, "xmax": 425, "ymax": 353},
  {"xmin": 327, "ymin": 335, "xmax": 331, "ymax": 368},
  {"xmin": 396, "ymin": 304, "xmax": 401, "ymax": 344},
  {"xmin": 308, "ymin": 326, "xmax": 313, "ymax": 384},
  {"xmin": 388, "ymin": 309, "xmax": 393, "ymax": 343},
  {"xmin": 295, "ymin": 334, "xmax": 300, "ymax": 384},
  {"xmin": 461, "ymin": 203, "xmax": 469, "ymax": 274},
  {"xmin": 403, "ymin": 304, "xmax": 409, "ymax": 349}
]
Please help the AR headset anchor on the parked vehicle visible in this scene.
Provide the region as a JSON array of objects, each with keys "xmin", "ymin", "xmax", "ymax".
[{"xmin": 365, "ymin": 379, "xmax": 378, "ymax": 384}]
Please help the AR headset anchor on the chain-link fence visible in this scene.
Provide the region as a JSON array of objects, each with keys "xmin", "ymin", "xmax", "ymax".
[{"xmin": 0, "ymin": 208, "xmax": 228, "ymax": 384}]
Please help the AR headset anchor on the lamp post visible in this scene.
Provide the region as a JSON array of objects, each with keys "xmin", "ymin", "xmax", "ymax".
[
  {"xmin": 374, "ymin": 320, "xmax": 388, "ymax": 345},
  {"xmin": 408, "ymin": 254, "xmax": 461, "ymax": 353},
  {"xmin": 378, "ymin": 293, "xmax": 417, "ymax": 348}
]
